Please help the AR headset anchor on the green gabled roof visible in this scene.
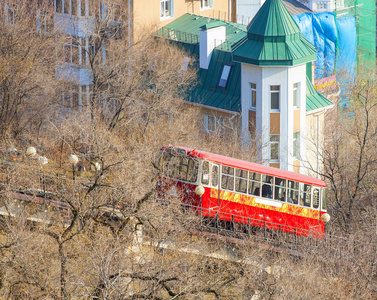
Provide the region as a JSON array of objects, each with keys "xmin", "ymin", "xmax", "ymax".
[
  {"xmin": 232, "ymin": 0, "xmax": 316, "ymax": 66},
  {"xmin": 185, "ymin": 48, "xmax": 241, "ymax": 112},
  {"xmin": 156, "ymin": 13, "xmax": 330, "ymax": 114},
  {"xmin": 156, "ymin": 14, "xmax": 247, "ymax": 52},
  {"xmin": 306, "ymin": 77, "xmax": 333, "ymax": 113},
  {"xmin": 156, "ymin": 15, "xmax": 244, "ymax": 112}
]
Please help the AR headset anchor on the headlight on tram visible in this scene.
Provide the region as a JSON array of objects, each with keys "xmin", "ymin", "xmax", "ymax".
[
  {"xmin": 321, "ymin": 213, "xmax": 331, "ymax": 223},
  {"xmin": 195, "ymin": 185, "xmax": 205, "ymax": 196}
]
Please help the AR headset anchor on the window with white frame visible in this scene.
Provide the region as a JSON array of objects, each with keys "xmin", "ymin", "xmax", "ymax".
[
  {"xmin": 270, "ymin": 134, "xmax": 280, "ymax": 161},
  {"xmin": 63, "ymin": 38, "xmax": 85, "ymax": 65},
  {"xmin": 5, "ymin": 2, "xmax": 17, "ymax": 25},
  {"xmin": 218, "ymin": 64, "xmax": 231, "ymax": 88},
  {"xmin": 105, "ymin": 47, "xmax": 119, "ymax": 68},
  {"xmin": 204, "ymin": 114, "xmax": 224, "ymax": 134},
  {"xmin": 160, "ymin": 0, "xmax": 173, "ymax": 19},
  {"xmin": 56, "ymin": 0, "xmax": 74, "ymax": 15},
  {"xmin": 81, "ymin": 85, "xmax": 91, "ymax": 108},
  {"xmin": 250, "ymin": 83, "xmax": 256, "ymax": 109},
  {"xmin": 106, "ymin": 2, "xmax": 122, "ymax": 22},
  {"xmin": 37, "ymin": 8, "xmax": 54, "ymax": 33},
  {"xmin": 61, "ymin": 84, "xmax": 80, "ymax": 110},
  {"xmin": 103, "ymin": 96, "xmax": 117, "ymax": 116},
  {"xmin": 317, "ymin": 2, "xmax": 327, "ymax": 10},
  {"xmin": 293, "ymin": 131, "xmax": 300, "ymax": 158},
  {"xmin": 270, "ymin": 85, "xmax": 280, "ymax": 111},
  {"xmin": 293, "ymin": 82, "xmax": 300, "ymax": 108},
  {"xmin": 56, "ymin": 0, "xmax": 88, "ymax": 17},
  {"xmin": 200, "ymin": 0, "xmax": 213, "ymax": 10}
]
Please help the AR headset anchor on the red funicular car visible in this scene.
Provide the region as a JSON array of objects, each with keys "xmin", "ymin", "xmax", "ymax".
[{"xmin": 157, "ymin": 146, "xmax": 331, "ymax": 237}]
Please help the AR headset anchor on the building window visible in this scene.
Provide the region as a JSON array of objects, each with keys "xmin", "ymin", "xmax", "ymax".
[
  {"xmin": 6, "ymin": 2, "xmax": 17, "ymax": 25},
  {"xmin": 106, "ymin": 2, "xmax": 122, "ymax": 22},
  {"xmin": 293, "ymin": 131, "xmax": 300, "ymax": 158},
  {"xmin": 270, "ymin": 134, "xmax": 280, "ymax": 161},
  {"xmin": 250, "ymin": 83, "xmax": 256, "ymax": 109},
  {"xmin": 204, "ymin": 115, "xmax": 223, "ymax": 135},
  {"xmin": 61, "ymin": 84, "xmax": 80, "ymax": 111},
  {"xmin": 293, "ymin": 82, "xmax": 300, "ymax": 108},
  {"xmin": 218, "ymin": 65, "xmax": 231, "ymax": 88},
  {"xmin": 105, "ymin": 47, "xmax": 119, "ymax": 68},
  {"xmin": 56, "ymin": 0, "xmax": 78, "ymax": 15},
  {"xmin": 317, "ymin": 2, "xmax": 327, "ymax": 10},
  {"xmin": 200, "ymin": 0, "xmax": 214, "ymax": 10},
  {"xmin": 270, "ymin": 85, "xmax": 280, "ymax": 111},
  {"xmin": 37, "ymin": 9, "xmax": 54, "ymax": 33},
  {"xmin": 160, "ymin": 0, "xmax": 173, "ymax": 19},
  {"xmin": 63, "ymin": 38, "xmax": 85, "ymax": 65}
]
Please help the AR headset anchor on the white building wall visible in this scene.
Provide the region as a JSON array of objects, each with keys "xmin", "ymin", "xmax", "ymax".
[
  {"xmin": 240, "ymin": 62, "xmax": 309, "ymax": 174},
  {"xmin": 261, "ymin": 67, "xmax": 288, "ymax": 167},
  {"xmin": 295, "ymin": 0, "xmax": 338, "ymax": 12},
  {"xmin": 306, "ymin": 112, "xmax": 325, "ymax": 178},
  {"xmin": 240, "ymin": 64, "xmax": 263, "ymax": 157},
  {"xmin": 236, "ymin": 0, "xmax": 266, "ymax": 25},
  {"xmin": 286, "ymin": 64, "xmax": 307, "ymax": 172}
]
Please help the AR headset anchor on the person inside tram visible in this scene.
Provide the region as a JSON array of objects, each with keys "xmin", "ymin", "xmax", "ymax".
[{"xmin": 262, "ymin": 177, "xmax": 272, "ymax": 198}]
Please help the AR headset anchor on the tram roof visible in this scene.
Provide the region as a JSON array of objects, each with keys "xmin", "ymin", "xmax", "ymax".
[{"xmin": 166, "ymin": 146, "xmax": 326, "ymax": 187}]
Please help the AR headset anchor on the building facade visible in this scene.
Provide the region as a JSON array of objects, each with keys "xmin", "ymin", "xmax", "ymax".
[{"xmin": 158, "ymin": 0, "xmax": 333, "ymax": 175}]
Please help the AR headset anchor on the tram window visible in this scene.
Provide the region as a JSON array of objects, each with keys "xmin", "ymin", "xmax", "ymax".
[
  {"xmin": 313, "ymin": 188, "xmax": 320, "ymax": 209},
  {"xmin": 212, "ymin": 165, "xmax": 219, "ymax": 186},
  {"xmin": 274, "ymin": 177, "xmax": 286, "ymax": 201},
  {"xmin": 166, "ymin": 155, "xmax": 180, "ymax": 178},
  {"xmin": 322, "ymin": 188, "xmax": 327, "ymax": 210},
  {"xmin": 179, "ymin": 157, "xmax": 189, "ymax": 179},
  {"xmin": 187, "ymin": 159, "xmax": 199, "ymax": 182},
  {"xmin": 201, "ymin": 161, "xmax": 209, "ymax": 185},
  {"xmin": 262, "ymin": 175, "xmax": 273, "ymax": 198},
  {"xmin": 248, "ymin": 172, "xmax": 261, "ymax": 196},
  {"xmin": 162, "ymin": 153, "xmax": 198, "ymax": 183},
  {"xmin": 221, "ymin": 166, "xmax": 234, "ymax": 191},
  {"xmin": 300, "ymin": 183, "xmax": 311, "ymax": 207},
  {"xmin": 287, "ymin": 180, "xmax": 299, "ymax": 204},
  {"xmin": 161, "ymin": 152, "xmax": 172, "ymax": 174},
  {"xmin": 235, "ymin": 168, "xmax": 247, "ymax": 194}
]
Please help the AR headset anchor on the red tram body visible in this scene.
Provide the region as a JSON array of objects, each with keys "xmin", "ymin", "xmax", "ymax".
[{"xmin": 157, "ymin": 146, "xmax": 330, "ymax": 237}]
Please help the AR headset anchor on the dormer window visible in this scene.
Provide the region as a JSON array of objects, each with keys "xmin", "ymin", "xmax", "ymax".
[{"xmin": 218, "ymin": 64, "xmax": 231, "ymax": 88}]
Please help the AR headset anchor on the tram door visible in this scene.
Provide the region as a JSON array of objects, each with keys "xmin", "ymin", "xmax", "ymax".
[{"xmin": 210, "ymin": 163, "xmax": 220, "ymax": 208}]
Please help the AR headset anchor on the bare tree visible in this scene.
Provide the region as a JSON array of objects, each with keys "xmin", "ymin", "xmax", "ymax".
[
  {"xmin": 319, "ymin": 70, "xmax": 377, "ymax": 234},
  {"xmin": 0, "ymin": 0, "xmax": 59, "ymax": 140}
]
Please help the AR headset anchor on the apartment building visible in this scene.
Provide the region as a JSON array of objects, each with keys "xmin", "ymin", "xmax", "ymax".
[{"xmin": 34, "ymin": 0, "xmax": 236, "ymax": 112}]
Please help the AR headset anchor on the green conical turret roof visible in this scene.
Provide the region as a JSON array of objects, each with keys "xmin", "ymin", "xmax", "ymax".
[{"xmin": 233, "ymin": 0, "xmax": 316, "ymax": 66}]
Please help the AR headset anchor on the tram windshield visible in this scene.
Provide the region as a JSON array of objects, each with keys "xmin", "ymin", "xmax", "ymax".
[{"xmin": 160, "ymin": 151, "xmax": 199, "ymax": 183}]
